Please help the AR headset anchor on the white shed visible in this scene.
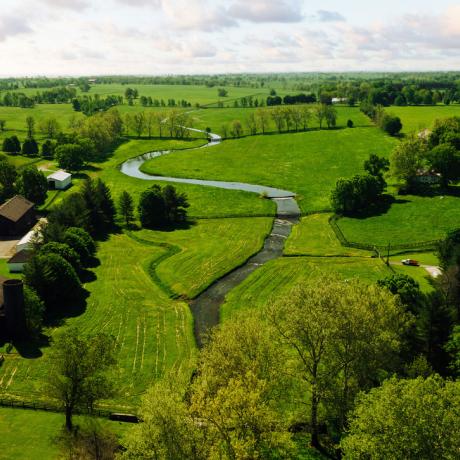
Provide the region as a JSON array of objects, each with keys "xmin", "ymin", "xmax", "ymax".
[
  {"xmin": 47, "ymin": 170, "xmax": 72, "ymax": 190},
  {"xmin": 16, "ymin": 230, "xmax": 35, "ymax": 252}
]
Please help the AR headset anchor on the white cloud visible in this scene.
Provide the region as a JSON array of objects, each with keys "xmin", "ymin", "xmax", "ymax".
[{"xmin": 228, "ymin": 0, "xmax": 303, "ymax": 23}]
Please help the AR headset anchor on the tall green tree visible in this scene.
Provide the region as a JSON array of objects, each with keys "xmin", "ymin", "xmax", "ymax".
[
  {"xmin": 341, "ymin": 375, "xmax": 460, "ymax": 459},
  {"xmin": 46, "ymin": 329, "xmax": 116, "ymax": 431},
  {"xmin": 268, "ymin": 275, "xmax": 411, "ymax": 447},
  {"xmin": 25, "ymin": 116, "xmax": 35, "ymax": 138},
  {"xmin": 18, "ymin": 166, "xmax": 48, "ymax": 205},
  {"xmin": 0, "ymin": 156, "xmax": 17, "ymax": 200},
  {"xmin": 118, "ymin": 191, "xmax": 134, "ymax": 227}
]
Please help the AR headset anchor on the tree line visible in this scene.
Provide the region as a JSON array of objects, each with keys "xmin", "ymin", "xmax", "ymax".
[{"xmin": 220, "ymin": 104, "xmax": 340, "ymax": 139}]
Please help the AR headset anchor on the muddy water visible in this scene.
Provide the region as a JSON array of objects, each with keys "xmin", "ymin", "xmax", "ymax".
[{"xmin": 120, "ymin": 131, "xmax": 301, "ymax": 346}]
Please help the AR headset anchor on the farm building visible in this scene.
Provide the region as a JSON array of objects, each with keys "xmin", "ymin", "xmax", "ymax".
[
  {"xmin": 0, "ymin": 277, "xmax": 26, "ymax": 339},
  {"xmin": 0, "ymin": 195, "xmax": 35, "ymax": 237},
  {"xmin": 7, "ymin": 250, "xmax": 32, "ymax": 273},
  {"xmin": 415, "ymin": 169, "xmax": 441, "ymax": 184},
  {"xmin": 15, "ymin": 218, "xmax": 46, "ymax": 253},
  {"xmin": 47, "ymin": 170, "xmax": 72, "ymax": 190}
]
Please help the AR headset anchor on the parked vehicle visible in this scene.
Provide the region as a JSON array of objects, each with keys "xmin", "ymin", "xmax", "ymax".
[{"xmin": 402, "ymin": 259, "xmax": 420, "ymax": 266}]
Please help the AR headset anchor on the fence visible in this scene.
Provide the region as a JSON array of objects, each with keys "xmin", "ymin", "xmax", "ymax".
[
  {"xmin": 0, "ymin": 397, "xmax": 125, "ymax": 418},
  {"xmin": 328, "ymin": 215, "xmax": 441, "ymax": 253}
]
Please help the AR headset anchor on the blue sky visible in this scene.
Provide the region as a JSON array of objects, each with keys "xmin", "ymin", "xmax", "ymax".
[{"xmin": 0, "ymin": 0, "xmax": 459, "ymax": 76}]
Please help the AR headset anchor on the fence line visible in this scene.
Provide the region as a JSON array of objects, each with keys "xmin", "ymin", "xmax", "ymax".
[{"xmin": 328, "ymin": 215, "xmax": 441, "ymax": 252}]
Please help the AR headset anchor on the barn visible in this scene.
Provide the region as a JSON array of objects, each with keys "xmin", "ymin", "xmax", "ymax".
[
  {"xmin": 47, "ymin": 170, "xmax": 72, "ymax": 190},
  {"xmin": 0, "ymin": 195, "xmax": 35, "ymax": 237},
  {"xmin": 7, "ymin": 250, "xmax": 32, "ymax": 273}
]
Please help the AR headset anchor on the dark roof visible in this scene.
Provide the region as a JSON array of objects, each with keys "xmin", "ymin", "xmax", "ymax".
[
  {"xmin": 8, "ymin": 250, "xmax": 32, "ymax": 264},
  {"xmin": 0, "ymin": 196, "xmax": 34, "ymax": 223}
]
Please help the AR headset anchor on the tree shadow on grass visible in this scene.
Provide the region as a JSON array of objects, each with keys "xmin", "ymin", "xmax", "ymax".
[
  {"xmin": 348, "ymin": 194, "xmax": 411, "ymax": 220},
  {"xmin": 44, "ymin": 287, "xmax": 90, "ymax": 328},
  {"xmin": 13, "ymin": 333, "xmax": 50, "ymax": 359}
]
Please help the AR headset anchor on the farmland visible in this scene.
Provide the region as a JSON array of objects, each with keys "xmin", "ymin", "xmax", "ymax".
[
  {"xmin": 142, "ymin": 126, "xmax": 398, "ymax": 212},
  {"xmin": 0, "ymin": 88, "xmax": 459, "ymax": 458}
]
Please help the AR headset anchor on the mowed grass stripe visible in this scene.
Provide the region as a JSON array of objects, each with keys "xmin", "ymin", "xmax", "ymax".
[
  {"xmin": 221, "ymin": 256, "xmax": 392, "ymax": 321},
  {"xmin": 0, "ymin": 234, "xmax": 196, "ymax": 408}
]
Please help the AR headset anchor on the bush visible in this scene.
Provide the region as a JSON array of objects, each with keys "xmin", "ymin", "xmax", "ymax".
[
  {"xmin": 381, "ymin": 115, "xmax": 403, "ymax": 136},
  {"xmin": 64, "ymin": 227, "xmax": 96, "ymax": 265},
  {"xmin": 40, "ymin": 242, "xmax": 81, "ymax": 272},
  {"xmin": 21, "ymin": 138, "xmax": 39, "ymax": 156}
]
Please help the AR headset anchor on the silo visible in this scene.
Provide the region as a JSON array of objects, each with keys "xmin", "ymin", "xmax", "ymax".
[{"xmin": 3, "ymin": 279, "xmax": 27, "ymax": 339}]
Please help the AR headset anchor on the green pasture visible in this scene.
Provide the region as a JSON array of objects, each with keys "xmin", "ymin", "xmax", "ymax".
[
  {"xmin": 337, "ymin": 192, "xmax": 460, "ymax": 247},
  {"xmin": 221, "ymin": 256, "xmax": 391, "ymax": 320},
  {"xmin": 134, "ymin": 217, "xmax": 272, "ymax": 299},
  {"xmin": 285, "ymin": 213, "xmax": 372, "ymax": 257},
  {"xmin": 0, "ymin": 407, "xmax": 129, "ymax": 460},
  {"xmin": 389, "ymin": 105, "xmax": 460, "ymax": 133},
  {"xmin": 6, "ymin": 83, "xmax": 268, "ymax": 106},
  {"xmin": 192, "ymin": 105, "xmax": 371, "ymax": 135},
  {"xmin": 0, "ymin": 234, "xmax": 196, "ymax": 408},
  {"xmin": 142, "ymin": 127, "xmax": 397, "ymax": 213}
]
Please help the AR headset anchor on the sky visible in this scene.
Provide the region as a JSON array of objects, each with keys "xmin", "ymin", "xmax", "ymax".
[{"xmin": 0, "ymin": 0, "xmax": 459, "ymax": 76}]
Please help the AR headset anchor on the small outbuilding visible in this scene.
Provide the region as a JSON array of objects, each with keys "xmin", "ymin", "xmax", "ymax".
[
  {"xmin": 0, "ymin": 195, "xmax": 35, "ymax": 237},
  {"xmin": 47, "ymin": 170, "xmax": 72, "ymax": 190},
  {"xmin": 7, "ymin": 250, "xmax": 32, "ymax": 273}
]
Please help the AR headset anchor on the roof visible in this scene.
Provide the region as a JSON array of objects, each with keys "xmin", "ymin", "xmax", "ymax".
[
  {"xmin": 0, "ymin": 196, "xmax": 34, "ymax": 223},
  {"xmin": 17, "ymin": 230, "xmax": 35, "ymax": 246},
  {"xmin": 8, "ymin": 250, "xmax": 32, "ymax": 264},
  {"xmin": 47, "ymin": 170, "xmax": 71, "ymax": 182}
]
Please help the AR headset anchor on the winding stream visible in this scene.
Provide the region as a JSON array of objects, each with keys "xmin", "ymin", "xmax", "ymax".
[{"xmin": 120, "ymin": 130, "xmax": 300, "ymax": 346}]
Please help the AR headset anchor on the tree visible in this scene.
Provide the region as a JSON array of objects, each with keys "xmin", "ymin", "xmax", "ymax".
[
  {"xmin": 381, "ymin": 114, "xmax": 403, "ymax": 136},
  {"xmin": 41, "ymin": 139, "xmax": 55, "ymax": 158},
  {"xmin": 330, "ymin": 174, "xmax": 384, "ymax": 215},
  {"xmin": 341, "ymin": 376, "xmax": 460, "ymax": 459},
  {"xmin": 446, "ymin": 325, "xmax": 460, "ymax": 376},
  {"xmin": 313, "ymin": 104, "xmax": 327, "ymax": 129},
  {"xmin": 24, "ymin": 253, "xmax": 82, "ymax": 309},
  {"xmin": 390, "ymin": 135, "xmax": 427, "ymax": 187},
  {"xmin": 427, "ymin": 143, "xmax": 460, "ymax": 188},
  {"xmin": 131, "ymin": 112, "xmax": 145, "ymax": 138},
  {"xmin": 40, "ymin": 242, "xmax": 81, "ymax": 272},
  {"xmin": 46, "ymin": 329, "xmax": 116, "ymax": 431},
  {"xmin": 0, "ymin": 120, "xmax": 5, "ymax": 131},
  {"xmin": 268, "ymin": 276, "xmax": 410, "ymax": 446},
  {"xmin": 161, "ymin": 185, "xmax": 189, "ymax": 224},
  {"xmin": 39, "ymin": 117, "xmax": 61, "ymax": 138},
  {"xmin": 21, "ymin": 138, "xmax": 39, "ymax": 156},
  {"xmin": 347, "ymin": 119, "xmax": 354, "ymax": 128},
  {"xmin": 55, "ymin": 144, "xmax": 85, "ymax": 172},
  {"xmin": 217, "ymin": 88, "xmax": 228, "ymax": 97},
  {"xmin": 2, "ymin": 135, "xmax": 21, "ymax": 154},
  {"xmin": 0, "ymin": 156, "xmax": 18, "ymax": 200},
  {"xmin": 324, "ymin": 105, "xmax": 337, "ymax": 129},
  {"xmin": 230, "ymin": 119, "xmax": 243, "ymax": 138},
  {"xmin": 118, "ymin": 190, "xmax": 135, "ymax": 227},
  {"xmin": 271, "ymin": 107, "xmax": 285, "ymax": 132},
  {"xmin": 18, "ymin": 166, "xmax": 48, "ymax": 205},
  {"xmin": 64, "ymin": 227, "xmax": 96, "ymax": 266},
  {"xmin": 364, "ymin": 153, "xmax": 390, "ymax": 190},
  {"xmin": 25, "ymin": 116, "xmax": 35, "ymax": 138},
  {"xmin": 138, "ymin": 185, "xmax": 166, "ymax": 228},
  {"xmin": 23, "ymin": 286, "xmax": 45, "ymax": 338},
  {"xmin": 256, "ymin": 108, "xmax": 270, "ymax": 134}
]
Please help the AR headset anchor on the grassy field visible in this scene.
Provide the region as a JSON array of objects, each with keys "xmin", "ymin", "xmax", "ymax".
[
  {"xmin": 134, "ymin": 217, "xmax": 272, "ymax": 299},
  {"xmin": 7, "ymin": 83, "xmax": 268, "ymax": 106},
  {"xmin": 221, "ymin": 256, "xmax": 391, "ymax": 320},
  {"xmin": 0, "ymin": 407, "xmax": 130, "ymax": 460},
  {"xmin": 285, "ymin": 213, "xmax": 372, "ymax": 257},
  {"xmin": 142, "ymin": 127, "xmax": 397, "ymax": 213},
  {"xmin": 390, "ymin": 105, "xmax": 460, "ymax": 133},
  {"xmin": 337, "ymin": 192, "xmax": 460, "ymax": 247},
  {"xmin": 0, "ymin": 234, "xmax": 196, "ymax": 408}
]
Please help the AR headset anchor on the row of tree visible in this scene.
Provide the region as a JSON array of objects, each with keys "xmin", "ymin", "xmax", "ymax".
[
  {"xmin": 360, "ymin": 102, "xmax": 403, "ymax": 136},
  {"xmin": 221, "ymin": 104, "xmax": 339, "ymax": 139}
]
